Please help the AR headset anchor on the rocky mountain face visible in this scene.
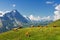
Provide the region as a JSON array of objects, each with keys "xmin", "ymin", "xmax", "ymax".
[{"xmin": 0, "ymin": 10, "xmax": 28, "ymax": 33}]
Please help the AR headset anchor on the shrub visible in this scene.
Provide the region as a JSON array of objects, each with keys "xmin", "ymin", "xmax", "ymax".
[{"xmin": 37, "ymin": 25, "xmax": 40, "ymax": 27}]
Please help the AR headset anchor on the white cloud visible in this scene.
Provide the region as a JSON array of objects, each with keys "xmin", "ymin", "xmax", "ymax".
[
  {"xmin": 55, "ymin": 4, "xmax": 60, "ymax": 10},
  {"xmin": 46, "ymin": 1, "xmax": 54, "ymax": 4},
  {"xmin": 0, "ymin": 11, "xmax": 4, "ymax": 17},
  {"xmin": 53, "ymin": 4, "xmax": 60, "ymax": 21},
  {"xmin": 0, "ymin": 11, "xmax": 10, "ymax": 17},
  {"xmin": 13, "ymin": 4, "xmax": 16, "ymax": 7},
  {"xmin": 29, "ymin": 15, "xmax": 41, "ymax": 21},
  {"xmin": 27, "ymin": 15, "xmax": 51, "ymax": 21},
  {"xmin": 4, "ymin": 11, "xmax": 10, "ymax": 13},
  {"xmin": 41, "ymin": 16, "xmax": 51, "ymax": 20}
]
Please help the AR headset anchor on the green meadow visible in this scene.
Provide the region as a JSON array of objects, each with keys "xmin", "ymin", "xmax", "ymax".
[
  {"xmin": 0, "ymin": 27, "xmax": 60, "ymax": 40},
  {"xmin": 0, "ymin": 19, "xmax": 60, "ymax": 40}
]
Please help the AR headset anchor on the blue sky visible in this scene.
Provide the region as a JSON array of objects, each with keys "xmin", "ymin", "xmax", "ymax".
[{"xmin": 0, "ymin": 0, "xmax": 60, "ymax": 20}]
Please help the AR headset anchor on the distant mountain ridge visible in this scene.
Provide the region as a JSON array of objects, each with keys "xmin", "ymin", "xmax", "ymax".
[
  {"xmin": 0, "ymin": 9, "xmax": 29, "ymax": 33},
  {"xmin": 24, "ymin": 16, "xmax": 53, "ymax": 26}
]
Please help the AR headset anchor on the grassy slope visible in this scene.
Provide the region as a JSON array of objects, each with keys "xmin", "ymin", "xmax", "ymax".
[
  {"xmin": 0, "ymin": 27, "xmax": 60, "ymax": 40},
  {"xmin": 48, "ymin": 19, "xmax": 60, "ymax": 27}
]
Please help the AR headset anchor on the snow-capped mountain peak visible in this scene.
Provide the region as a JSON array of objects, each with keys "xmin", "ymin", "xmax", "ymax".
[{"xmin": 0, "ymin": 9, "xmax": 29, "ymax": 32}]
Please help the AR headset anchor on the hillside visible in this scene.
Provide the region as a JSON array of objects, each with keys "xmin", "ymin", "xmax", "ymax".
[
  {"xmin": 0, "ymin": 27, "xmax": 60, "ymax": 40},
  {"xmin": 48, "ymin": 19, "xmax": 60, "ymax": 27}
]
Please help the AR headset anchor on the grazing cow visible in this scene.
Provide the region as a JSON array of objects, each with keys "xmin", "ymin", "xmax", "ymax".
[
  {"xmin": 25, "ymin": 32, "xmax": 30, "ymax": 37},
  {"xmin": 53, "ymin": 25, "xmax": 57, "ymax": 27},
  {"xmin": 37, "ymin": 25, "xmax": 40, "ymax": 27},
  {"xmin": 31, "ymin": 25, "xmax": 34, "ymax": 27},
  {"xmin": 18, "ymin": 26, "xmax": 22, "ymax": 29},
  {"xmin": 13, "ymin": 28, "xmax": 18, "ymax": 31}
]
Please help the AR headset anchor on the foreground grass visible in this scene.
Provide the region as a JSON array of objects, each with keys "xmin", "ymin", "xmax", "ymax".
[{"xmin": 0, "ymin": 27, "xmax": 60, "ymax": 40}]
